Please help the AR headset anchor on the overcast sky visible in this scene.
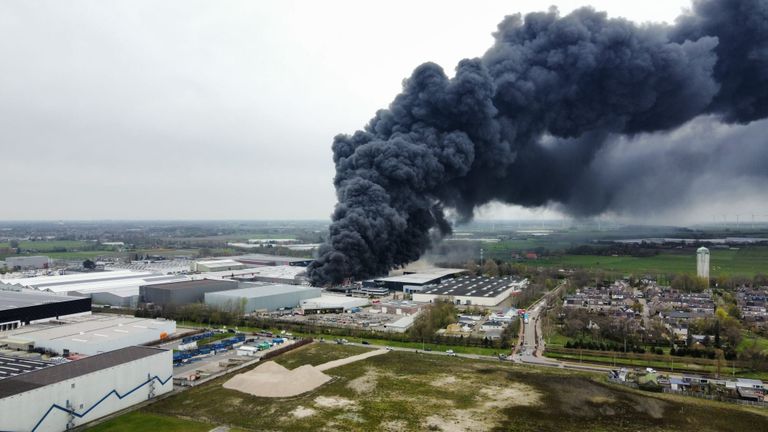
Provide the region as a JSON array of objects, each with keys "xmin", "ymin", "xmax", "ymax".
[{"xmin": 5, "ymin": 0, "xmax": 759, "ymax": 223}]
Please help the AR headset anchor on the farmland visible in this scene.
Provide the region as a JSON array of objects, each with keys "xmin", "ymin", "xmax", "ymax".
[
  {"xmin": 106, "ymin": 343, "xmax": 768, "ymax": 431},
  {"xmin": 530, "ymin": 247, "xmax": 768, "ymax": 278}
]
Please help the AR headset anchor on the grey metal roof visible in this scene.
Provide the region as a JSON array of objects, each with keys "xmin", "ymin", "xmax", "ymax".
[
  {"xmin": 207, "ymin": 284, "xmax": 319, "ymax": 298},
  {"xmin": 142, "ymin": 279, "xmax": 236, "ymax": 291},
  {"xmin": 421, "ymin": 276, "xmax": 525, "ymax": 298},
  {"xmin": 0, "ymin": 346, "xmax": 165, "ymax": 399}
]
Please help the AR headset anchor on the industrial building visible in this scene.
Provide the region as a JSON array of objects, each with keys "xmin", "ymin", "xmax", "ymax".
[
  {"xmin": 191, "ymin": 259, "xmax": 247, "ymax": 273},
  {"xmin": 3, "ymin": 256, "xmax": 50, "ymax": 270},
  {"xmin": 0, "ymin": 290, "xmax": 91, "ymax": 331},
  {"xmin": 412, "ymin": 276, "xmax": 528, "ymax": 307},
  {"xmin": 1, "ymin": 314, "xmax": 176, "ymax": 356},
  {"xmin": 370, "ymin": 268, "xmax": 467, "ymax": 292},
  {"xmin": 188, "ymin": 265, "xmax": 307, "ymax": 285},
  {"xmin": 300, "ymin": 294, "xmax": 368, "ymax": 314},
  {"xmin": 1, "ymin": 270, "xmax": 189, "ymax": 308},
  {"xmin": 140, "ymin": 279, "xmax": 238, "ymax": 309},
  {"xmin": 230, "ymin": 253, "xmax": 314, "ymax": 267},
  {"xmin": 0, "ymin": 346, "xmax": 172, "ymax": 432},
  {"xmin": 205, "ymin": 284, "xmax": 321, "ymax": 313},
  {"xmin": 382, "ymin": 315, "xmax": 416, "ymax": 333}
]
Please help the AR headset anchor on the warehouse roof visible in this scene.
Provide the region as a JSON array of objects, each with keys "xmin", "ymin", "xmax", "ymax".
[
  {"xmin": 0, "ymin": 346, "xmax": 165, "ymax": 399},
  {"xmin": 0, "ymin": 290, "xmax": 84, "ymax": 312},
  {"xmin": 375, "ymin": 268, "xmax": 467, "ymax": 285},
  {"xmin": 230, "ymin": 254, "xmax": 313, "ymax": 264},
  {"xmin": 2, "ymin": 270, "xmax": 157, "ymax": 290},
  {"xmin": 207, "ymin": 284, "xmax": 319, "ymax": 298},
  {"xmin": 142, "ymin": 279, "xmax": 236, "ymax": 291},
  {"xmin": 5, "ymin": 315, "xmax": 175, "ymax": 348},
  {"xmin": 194, "ymin": 259, "xmax": 243, "ymax": 267},
  {"xmin": 420, "ymin": 276, "xmax": 526, "ymax": 298}
]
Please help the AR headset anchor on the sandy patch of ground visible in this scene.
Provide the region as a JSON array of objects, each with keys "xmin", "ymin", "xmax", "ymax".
[
  {"xmin": 315, "ymin": 349, "xmax": 389, "ymax": 371},
  {"xmin": 478, "ymin": 383, "xmax": 542, "ymax": 408},
  {"xmin": 381, "ymin": 420, "xmax": 408, "ymax": 431},
  {"xmin": 314, "ymin": 396, "xmax": 357, "ymax": 410},
  {"xmin": 223, "ymin": 361, "xmax": 331, "ymax": 397},
  {"xmin": 431, "ymin": 375, "xmax": 458, "ymax": 387},
  {"xmin": 291, "ymin": 406, "xmax": 316, "ymax": 418},
  {"xmin": 347, "ymin": 368, "xmax": 377, "ymax": 394},
  {"xmin": 424, "ymin": 412, "xmax": 489, "ymax": 432}
]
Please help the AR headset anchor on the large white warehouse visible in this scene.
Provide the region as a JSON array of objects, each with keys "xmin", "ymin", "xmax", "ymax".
[
  {"xmin": 0, "ymin": 346, "xmax": 172, "ymax": 432},
  {"xmin": 2, "ymin": 314, "xmax": 175, "ymax": 356},
  {"xmin": 205, "ymin": 284, "xmax": 321, "ymax": 313}
]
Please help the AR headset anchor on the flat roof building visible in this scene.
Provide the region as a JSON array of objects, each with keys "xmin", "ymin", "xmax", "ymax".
[
  {"xmin": 205, "ymin": 284, "xmax": 321, "ymax": 313},
  {"xmin": 371, "ymin": 268, "xmax": 467, "ymax": 292},
  {"xmin": 230, "ymin": 254, "xmax": 314, "ymax": 267},
  {"xmin": 0, "ymin": 346, "xmax": 172, "ymax": 432},
  {"xmin": 3, "ymin": 256, "xmax": 50, "ymax": 270},
  {"xmin": 0, "ymin": 290, "xmax": 91, "ymax": 331},
  {"xmin": 191, "ymin": 259, "xmax": 248, "ymax": 273},
  {"xmin": 2, "ymin": 314, "xmax": 176, "ymax": 356},
  {"xmin": 413, "ymin": 276, "xmax": 528, "ymax": 307},
  {"xmin": 140, "ymin": 279, "xmax": 238, "ymax": 309}
]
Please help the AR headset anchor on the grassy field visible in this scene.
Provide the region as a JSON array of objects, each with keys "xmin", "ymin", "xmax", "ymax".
[
  {"xmin": 274, "ymin": 343, "xmax": 373, "ymax": 369},
  {"xmin": 533, "ymin": 247, "xmax": 768, "ymax": 277},
  {"xmin": 86, "ymin": 412, "xmax": 215, "ymax": 432},
  {"xmin": 130, "ymin": 343, "xmax": 768, "ymax": 431}
]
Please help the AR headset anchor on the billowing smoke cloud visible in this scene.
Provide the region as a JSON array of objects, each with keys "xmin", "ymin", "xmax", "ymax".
[{"xmin": 308, "ymin": 0, "xmax": 768, "ymax": 285}]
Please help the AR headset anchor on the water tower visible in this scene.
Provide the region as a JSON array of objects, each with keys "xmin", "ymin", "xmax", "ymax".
[{"xmin": 696, "ymin": 247, "xmax": 710, "ymax": 284}]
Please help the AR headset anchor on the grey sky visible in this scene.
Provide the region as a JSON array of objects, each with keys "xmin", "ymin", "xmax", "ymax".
[{"xmin": 5, "ymin": 0, "xmax": 764, "ymax": 223}]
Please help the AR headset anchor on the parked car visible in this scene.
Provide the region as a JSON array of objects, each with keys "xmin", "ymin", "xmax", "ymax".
[
  {"xmin": 361, "ymin": 340, "xmax": 370, "ymax": 345},
  {"xmin": 446, "ymin": 349, "xmax": 457, "ymax": 357}
]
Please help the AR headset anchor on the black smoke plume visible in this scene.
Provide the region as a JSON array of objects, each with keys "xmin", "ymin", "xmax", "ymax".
[{"xmin": 308, "ymin": 0, "xmax": 768, "ymax": 285}]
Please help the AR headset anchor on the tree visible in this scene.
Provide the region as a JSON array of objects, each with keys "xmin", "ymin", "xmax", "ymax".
[
  {"xmin": 482, "ymin": 259, "xmax": 499, "ymax": 277},
  {"xmin": 465, "ymin": 260, "xmax": 478, "ymax": 276},
  {"xmin": 82, "ymin": 259, "xmax": 96, "ymax": 270},
  {"xmin": 9, "ymin": 240, "xmax": 19, "ymax": 249}
]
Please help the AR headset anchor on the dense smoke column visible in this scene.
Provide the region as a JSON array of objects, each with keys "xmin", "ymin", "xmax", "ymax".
[{"xmin": 308, "ymin": 0, "xmax": 768, "ymax": 286}]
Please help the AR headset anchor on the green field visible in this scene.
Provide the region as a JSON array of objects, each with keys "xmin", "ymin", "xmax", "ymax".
[
  {"xmin": 533, "ymin": 247, "xmax": 768, "ymax": 277},
  {"xmin": 86, "ymin": 412, "xmax": 215, "ymax": 432},
  {"xmin": 117, "ymin": 343, "xmax": 768, "ymax": 431}
]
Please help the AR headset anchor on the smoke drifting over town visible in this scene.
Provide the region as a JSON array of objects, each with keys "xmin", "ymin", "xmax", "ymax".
[{"xmin": 308, "ymin": 0, "xmax": 768, "ymax": 285}]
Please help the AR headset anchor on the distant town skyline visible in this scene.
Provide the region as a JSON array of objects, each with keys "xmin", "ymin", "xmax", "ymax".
[{"xmin": 3, "ymin": 0, "xmax": 767, "ymax": 224}]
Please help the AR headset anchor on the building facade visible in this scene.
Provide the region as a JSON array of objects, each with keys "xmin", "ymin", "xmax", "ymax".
[{"xmin": 0, "ymin": 346, "xmax": 172, "ymax": 432}]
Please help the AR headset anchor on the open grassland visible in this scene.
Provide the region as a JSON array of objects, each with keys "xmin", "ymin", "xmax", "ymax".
[
  {"xmin": 86, "ymin": 412, "xmax": 215, "ymax": 432},
  {"xmin": 533, "ymin": 247, "xmax": 768, "ymax": 277},
  {"xmin": 137, "ymin": 343, "xmax": 768, "ymax": 431}
]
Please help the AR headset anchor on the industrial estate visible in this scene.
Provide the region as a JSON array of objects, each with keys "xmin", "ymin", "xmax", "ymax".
[{"xmin": 1, "ymin": 219, "xmax": 768, "ymax": 431}]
